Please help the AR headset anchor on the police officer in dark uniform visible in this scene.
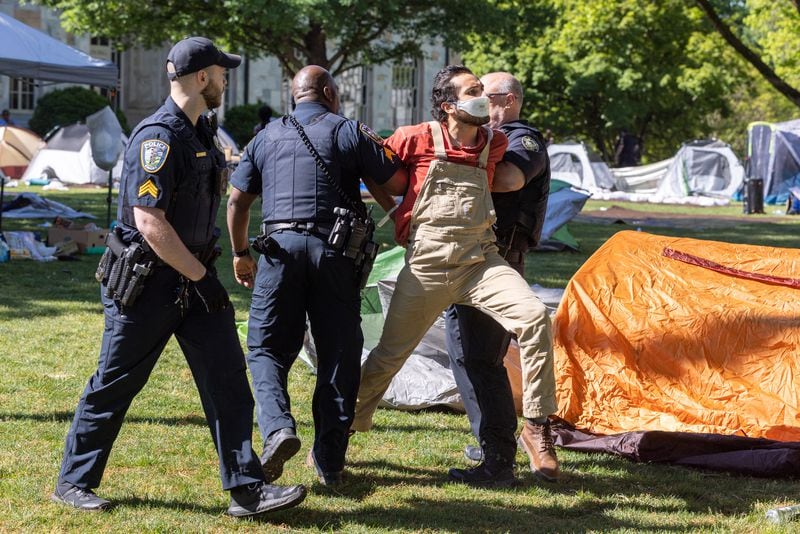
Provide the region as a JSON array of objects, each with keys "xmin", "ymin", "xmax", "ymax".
[
  {"xmin": 52, "ymin": 37, "xmax": 306, "ymax": 517},
  {"xmin": 446, "ymin": 72, "xmax": 557, "ymax": 485},
  {"xmin": 227, "ymin": 65, "xmax": 405, "ymax": 486}
]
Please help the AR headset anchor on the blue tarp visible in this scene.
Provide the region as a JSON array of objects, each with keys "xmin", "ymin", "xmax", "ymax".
[{"xmin": 1, "ymin": 192, "xmax": 96, "ymax": 219}]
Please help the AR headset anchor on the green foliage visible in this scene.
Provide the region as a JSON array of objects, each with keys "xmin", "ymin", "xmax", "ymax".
[
  {"xmin": 31, "ymin": 0, "xmax": 800, "ymax": 165},
  {"xmin": 743, "ymin": 0, "xmax": 800, "ymax": 87},
  {"xmin": 221, "ymin": 102, "xmax": 263, "ymax": 147},
  {"xmin": 35, "ymin": 0, "xmax": 508, "ymax": 75},
  {"xmin": 707, "ymin": 71, "xmax": 799, "ymax": 156},
  {"xmin": 465, "ymin": 0, "xmax": 744, "ymax": 162},
  {"xmin": 28, "ymin": 87, "xmax": 129, "ymax": 137}
]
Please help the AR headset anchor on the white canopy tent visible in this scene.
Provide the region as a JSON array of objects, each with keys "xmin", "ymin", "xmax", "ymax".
[{"xmin": 0, "ymin": 12, "xmax": 117, "ymax": 86}]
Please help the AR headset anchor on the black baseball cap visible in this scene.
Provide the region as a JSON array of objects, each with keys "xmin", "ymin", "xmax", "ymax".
[{"xmin": 166, "ymin": 37, "xmax": 241, "ymax": 80}]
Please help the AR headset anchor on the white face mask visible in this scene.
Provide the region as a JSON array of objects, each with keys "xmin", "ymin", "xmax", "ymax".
[{"xmin": 455, "ymin": 96, "xmax": 489, "ymax": 118}]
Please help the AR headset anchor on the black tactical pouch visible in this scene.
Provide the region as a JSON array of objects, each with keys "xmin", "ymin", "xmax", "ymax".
[
  {"xmin": 95, "ymin": 246, "xmax": 115, "ymax": 284},
  {"xmin": 329, "ymin": 206, "xmax": 378, "ymax": 289}
]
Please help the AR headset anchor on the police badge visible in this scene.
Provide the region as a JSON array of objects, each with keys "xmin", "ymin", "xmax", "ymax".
[
  {"xmin": 140, "ymin": 139, "xmax": 170, "ymax": 173},
  {"xmin": 359, "ymin": 123, "xmax": 384, "ymax": 145},
  {"xmin": 521, "ymin": 135, "xmax": 540, "ymax": 152}
]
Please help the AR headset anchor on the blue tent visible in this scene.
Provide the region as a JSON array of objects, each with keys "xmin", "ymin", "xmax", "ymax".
[
  {"xmin": 0, "ymin": 12, "xmax": 117, "ymax": 86},
  {"xmin": 747, "ymin": 119, "xmax": 800, "ymax": 205}
]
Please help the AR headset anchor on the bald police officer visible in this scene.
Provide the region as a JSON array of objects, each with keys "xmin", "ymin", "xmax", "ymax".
[
  {"xmin": 227, "ymin": 65, "xmax": 405, "ymax": 486},
  {"xmin": 52, "ymin": 37, "xmax": 306, "ymax": 517}
]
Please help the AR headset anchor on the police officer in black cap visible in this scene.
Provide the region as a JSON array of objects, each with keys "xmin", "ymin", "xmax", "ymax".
[
  {"xmin": 227, "ymin": 65, "xmax": 405, "ymax": 486},
  {"xmin": 446, "ymin": 71, "xmax": 558, "ymax": 485},
  {"xmin": 52, "ymin": 36, "xmax": 307, "ymax": 517}
]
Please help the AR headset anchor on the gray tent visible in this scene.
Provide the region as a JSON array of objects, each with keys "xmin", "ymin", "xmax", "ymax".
[
  {"xmin": 747, "ymin": 120, "xmax": 800, "ymax": 204},
  {"xmin": 0, "ymin": 12, "xmax": 117, "ymax": 86}
]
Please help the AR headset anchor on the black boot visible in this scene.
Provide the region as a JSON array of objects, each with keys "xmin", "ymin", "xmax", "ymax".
[
  {"xmin": 227, "ymin": 482, "xmax": 306, "ymax": 517},
  {"xmin": 306, "ymin": 449, "xmax": 344, "ymax": 486},
  {"xmin": 448, "ymin": 462, "xmax": 517, "ymax": 488}
]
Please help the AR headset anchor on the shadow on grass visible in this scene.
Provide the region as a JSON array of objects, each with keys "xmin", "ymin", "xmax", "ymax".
[
  {"xmin": 0, "ymin": 410, "xmax": 207, "ymax": 427},
  {"xmin": 277, "ymin": 496, "xmax": 695, "ymax": 533},
  {"xmin": 110, "ymin": 495, "xmax": 221, "ymax": 516},
  {"xmin": 66, "ymin": 454, "xmax": 777, "ymax": 532},
  {"xmin": 98, "ymin": 493, "xmax": 701, "ymax": 532}
]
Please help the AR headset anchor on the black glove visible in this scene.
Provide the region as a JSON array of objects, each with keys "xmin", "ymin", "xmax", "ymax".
[{"xmin": 193, "ymin": 271, "xmax": 230, "ymax": 313}]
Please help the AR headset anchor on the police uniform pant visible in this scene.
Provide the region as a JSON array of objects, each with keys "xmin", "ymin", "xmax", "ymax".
[
  {"xmin": 445, "ymin": 255, "xmax": 524, "ymax": 456},
  {"xmin": 58, "ymin": 268, "xmax": 265, "ymax": 491},
  {"xmin": 354, "ymin": 234, "xmax": 557, "ymax": 464},
  {"xmin": 246, "ymin": 230, "xmax": 362, "ymax": 474}
]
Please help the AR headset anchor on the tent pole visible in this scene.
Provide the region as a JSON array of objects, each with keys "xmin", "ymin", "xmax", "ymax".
[{"xmin": 106, "ymin": 170, "xmax": 112, "ymax": 229}]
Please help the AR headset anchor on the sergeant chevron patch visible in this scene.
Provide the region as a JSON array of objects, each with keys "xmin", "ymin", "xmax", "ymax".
[
  {"xmin": 140, "ymin": 139, "xmax": 170, "ymax": 173},
  {"xmin": 138, "ymin": 178, "xmax": 160, "ymax": 199}
]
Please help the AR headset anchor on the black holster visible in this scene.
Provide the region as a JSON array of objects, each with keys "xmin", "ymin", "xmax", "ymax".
[
  {"xmin": 329, "ymin": 206, "xmax": 378, "ymax": 289},
  {"xmin": 96, "ymin": 228, "xmax": 156, "ymax": 308},
  {"xmin": 496, "ymin": 223, "xmax": 530, "ymax": 265}
]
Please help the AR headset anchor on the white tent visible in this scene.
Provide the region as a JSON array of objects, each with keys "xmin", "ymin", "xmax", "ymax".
[
  {"xmin": 547, "ymin": 142, "xmax": 615, "ymax": 192},
  {"xmin": 22, "ymin": 123, "xmax": 126, "ymax": 185},
  {"xmin": 605, "ymin": 140, "xmax": 744, "ymax": 206}
]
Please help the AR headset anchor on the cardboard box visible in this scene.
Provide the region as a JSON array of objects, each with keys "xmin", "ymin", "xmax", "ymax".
[{"xmin": 48, "ymin": 227, "xmax": 107, "ymax": 253}]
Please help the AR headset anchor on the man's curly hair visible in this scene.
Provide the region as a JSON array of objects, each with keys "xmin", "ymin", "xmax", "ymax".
[{"xmin": 430, "ymin": 65, "xmax": 474, "ymax": 122}]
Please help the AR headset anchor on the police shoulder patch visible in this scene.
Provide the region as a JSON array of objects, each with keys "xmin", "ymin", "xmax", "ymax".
[
  {"xmin": 138, "ymin": 178, "xmax": 160, "ymax": 199},
  {"xmin": 359, "ymin": 123, "xmax": 384, "ymax": 145},
  {"xmin": 521, "ymin": 135, "xmax": 540, "ymax": 152},
  {"xmin": 140, "ymin": 139, "xmax": 170, "ymax": 173}
]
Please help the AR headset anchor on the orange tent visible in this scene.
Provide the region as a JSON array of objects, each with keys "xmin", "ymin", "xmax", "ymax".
[
  {"xmin": 0, "ymin": 125, "xmax": 44, "ymax": 179},
  {"xmin": 554, "ymin": 230, "xmax": 800, "ymax": 442}
]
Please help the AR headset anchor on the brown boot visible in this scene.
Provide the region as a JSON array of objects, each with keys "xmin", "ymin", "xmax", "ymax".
[{"xmin": 517, "ymin": 420, "xmax": 560, "ymax": 482}]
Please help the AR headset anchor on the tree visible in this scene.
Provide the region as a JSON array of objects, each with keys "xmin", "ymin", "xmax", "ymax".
[
  {"xmin": 222, "ymin": 102, "xmax": 264, "ymax": 147},
  {"xmin": 28, "ymin": 87, "xmax": 129, "ymax": 137},
  {"xmin": 694, "ymin": 0, "xmax": 800, "ymax": 109},
  {"xmin": 464, "ymin": 0, "xmax": 743, "ymax": 161},
  {"xmin": 37, "ymin": 0, "xmax": 507, "ymax": 76}
]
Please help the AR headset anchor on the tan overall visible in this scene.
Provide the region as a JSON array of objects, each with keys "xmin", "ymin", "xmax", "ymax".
[{"xmin": 353, "ymin": 122, "xmax": 556, "ymax": 431}]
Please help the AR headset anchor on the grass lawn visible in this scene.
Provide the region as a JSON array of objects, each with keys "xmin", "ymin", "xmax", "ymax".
[{"xmin": 1, "ymin": 185, "xmax": 799, "ymax": 532}]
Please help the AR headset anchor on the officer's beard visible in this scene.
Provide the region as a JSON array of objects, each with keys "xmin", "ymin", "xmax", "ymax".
[
  {"xmin": 454, "ymin": 108, "xmax": 490, "ymax": 127},
  {"xmin": 202, "ymin": 83, "xmax": 223, "ymax": 110}
]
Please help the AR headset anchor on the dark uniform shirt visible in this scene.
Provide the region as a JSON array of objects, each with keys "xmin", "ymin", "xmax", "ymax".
[
  {"xmin": 119, "ymin": 96, "xmax": 224, "ymax": 248},
  {"xmin": 231, "ymin": 102, "xmax": 400, "ymax": 220},
  {"xmin": 492, "ymin": 120, "xmax": 551, "ymax": 247}
]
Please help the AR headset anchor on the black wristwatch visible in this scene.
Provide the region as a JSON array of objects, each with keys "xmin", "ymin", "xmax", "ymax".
[{"xmin": 232, "ymin": 247, "xmax": 250, "ymax": 257}]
